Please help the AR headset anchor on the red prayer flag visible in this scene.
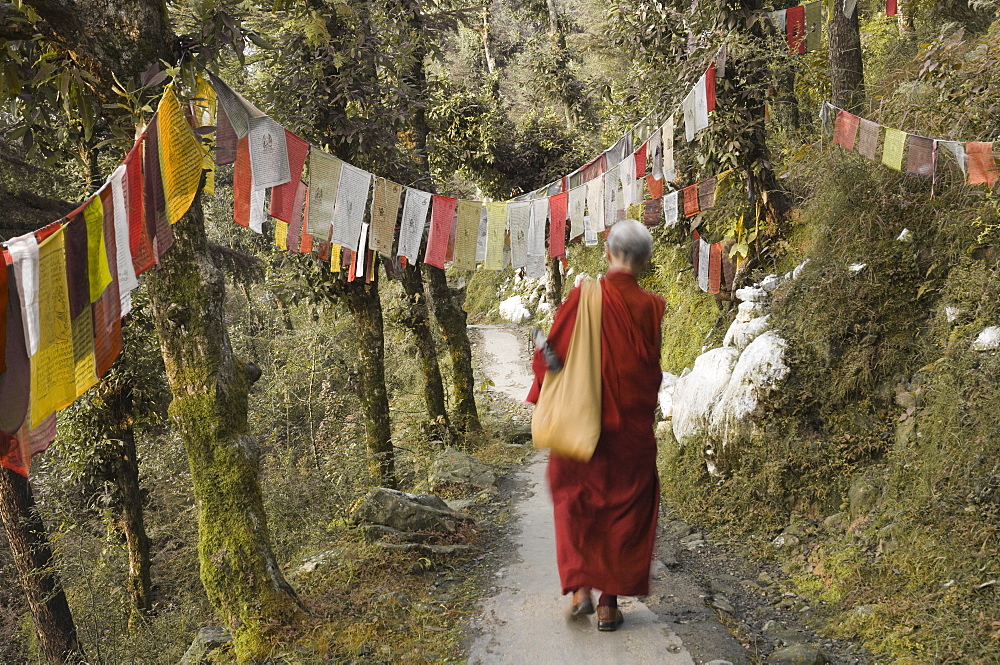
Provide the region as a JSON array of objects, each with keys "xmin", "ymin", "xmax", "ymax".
[
  {"xmin": 966, "ymin": 142, "xmax": 998, "ymax": 187},
  {"xmin": 708, "ymin": 242, "xmax": 722, "ymax": 295},
  {"xmin": 833, "ymin": 110, "xmax": 861, "ymax": 151},
  {"xmin": 288, "ymin": 181, "xmax": 308, "ymax": 252},
  {"xmin": 548, "ymin": 192, "xmax": 568, "ymax": 258},
  {"xmin": 786, "ymin": 6, "xmax": 806, "ymax": 55},
  {"xmin": 886, "ymin": 0, "xmax": 897, "ymax": 15},
  {"xmin": 645, "ymin": 175, "xmax": 664, "ymax": 199},
  {"xmin": 123, "ymin": 138, "xmax": 154, "ymax": 276},
  {"xmin": 214, "ymin": 103, "xmax": 238, "ymax": 166},
  {"xmin": 682, "ymin": 184, "xmax": 700, "ymax": 217},
  {"xmin": 424, "ymin": 195, "xmax": 457, "ymax": 269},
  {"xmin": 143, "ymin": 116, "xmax": 172, "ymax": 260},
  {"xmin": 233, "ymin": 136, "xmax": 251, "ymax": 228},
  {"xmin": 706, "ymin": 63, "xmax": 717, "ymax": 113},
  {"xmin": 634, "ymin": 144, "xmax": 647, "ymax": 178},
  {"xmin": 269, "ymin": 130, "xmax": 310, "ymax": 223}
]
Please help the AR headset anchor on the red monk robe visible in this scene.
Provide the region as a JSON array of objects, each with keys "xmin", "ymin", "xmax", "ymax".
[{"xmin": 527, "ymin": 271, "xmax": 665, "ymax": 596}]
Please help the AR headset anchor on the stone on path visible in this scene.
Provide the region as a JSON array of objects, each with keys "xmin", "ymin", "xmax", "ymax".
[
  {"xmin": 765, "ymin": 644, "xmax": 829, "ymax": 664},
  {"xmin": 429, "ymin": 447, "xmax": 496, "ymax": 488},
  {"xmin": 352, "ymin": 488, "xmax": 471, "ymax": 534},
  {"xmin": 178, "ymin": 627, "xmax": 231, "ymax": 665}
]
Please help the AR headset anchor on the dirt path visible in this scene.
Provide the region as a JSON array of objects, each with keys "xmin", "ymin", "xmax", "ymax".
[{"xmin": 467, "ymin": 325, "xmax": 724, "ymax": 664}]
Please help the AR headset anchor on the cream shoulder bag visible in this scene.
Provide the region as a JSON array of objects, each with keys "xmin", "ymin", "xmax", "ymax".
[{"xmin": 531, "ymin": 279, "xmax": 602, "ymax": 462}]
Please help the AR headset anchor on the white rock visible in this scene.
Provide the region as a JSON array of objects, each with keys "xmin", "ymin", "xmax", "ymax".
[
  {"xmin": 724, "ymin": 315, "xmax": 770, "ymax": 351},
  {"xmin": 736, "ymin": 300, "xmax": 765, "ymax": 323},
  {"xmin": 658, "ymin": 373, "xmax": 679, "ymax": 419},
  {"xmin": 709, "ymin": 332, "xmax": 789, "ymax": 451},
  {"xmin": 760, "ymin": 274, "xmax": 782, "ymax": 293},
  {"xmin": 945, "ymin": 306, "xmax": 962, "ymax": 323},
  {"xmin": 498, "ymin": 296, "xmax": 531, "ymax": 323},
  {"xmin": 734, "ymin": 286, "xmax": 768, "ymax": 303},
  {"xmin": 792, "ymin": 259, "xmax": 810, "ymax": 280},
  {"xmin": 972, "ymin": 326, "xmax": 1000, "ymax": 351},
  {"xmin": 537, "ymin": 301, "xmax": 552, "ymax": 314},
  {"xmin": 671, "ymin": 347, "xmax": 740, "ymax": 446},
  {"xmin": 897, "ymin": 227, "xmax": 913, "ymax": 242},
  {"xmin": 849, "ymin": 263, "xmax": 866, "ymax": 273}
]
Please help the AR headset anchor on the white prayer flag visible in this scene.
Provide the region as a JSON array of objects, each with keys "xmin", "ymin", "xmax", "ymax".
[
  {"xmin": 604, "ymin": 165, "xmax": 622, "ymax": 227},
  {"xmin": 397, "ymin": 188, "xmax": 431, "ymax": 264},
  {"xmin": 107, "ymin": 165, "xmax": 139, "ymax": 315},
  {"xmin": 7, "ymin": 233, "xmax": 40, "ymax": 356},
  {"xmin": 698, "ymin": 239, "xmax": 711, "ymax": 292},
  {"xmin": 663, "ymin": 191, "xmax": 679, "ymax": 226},
  {"xmin": 663, "ymin": 116, "xmax": 676, "ymax": 181},
  {"xmin": 508, "ymin": 201, "xmax": 531, "ymax": 269},
  {"xmin": 249, "ymin": 185, "xmax": 267, "ymax": 234},
  {"xmin": 248, "ymin": 116, "xmax": 291, "ymax": 190},
  {"xmin": 528, "ymin": 198, "xmax": 548, "ymax": 257},
  {"xmin": 330, "ymin": 163, "xmax": 373, "ymax": 251},
  {"xmin": 568, "ymin": 186, "xmax": 587, "ymax": 239},
  {"xmin": 586, "ymin": 177, "xmax": 605, "ymax": 231}
]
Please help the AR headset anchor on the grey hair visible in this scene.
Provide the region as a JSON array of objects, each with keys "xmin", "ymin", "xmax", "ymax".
[{"xmin": 606, "ymin": 218, "xmax": 653, "ymax": 266}]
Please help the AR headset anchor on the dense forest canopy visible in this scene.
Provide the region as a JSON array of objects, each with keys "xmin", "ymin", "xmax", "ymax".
[{"xmin": 0, "ymin": 0, "xmax": 999, "ymax": 662}]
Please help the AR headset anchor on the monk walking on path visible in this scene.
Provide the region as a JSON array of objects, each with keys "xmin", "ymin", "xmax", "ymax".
[{"xmin": 527, "ymin": 219, "xmax": 665, "ymax": 632}]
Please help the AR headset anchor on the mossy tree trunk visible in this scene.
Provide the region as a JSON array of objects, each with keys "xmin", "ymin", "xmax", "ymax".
[
  {"xmin": 397, "ymin": 4, "xmax": 483, "ymax": 438},
  {"xmin": 339, "ymin": 278, "xmax": 397, "ymax": 487},
  {"xmin": 427, "ymin": 267, "xmax": 482, "ymax": 436},
  {"xmin": 398, "ymin": 264, "xmax": 451, "ymax": 444},
  {"xmin": 0, "ymin": 469, "xmax": 82, "ymax": 664},
  {"xmin": 146, "ymin": 197, "xmax": 299, "ymax": 660},
  {"xmin": 106, "ymin": 421, "xmax": 153, "ymax": 616},
  {"xmin": 830, "ymin": 0, "xmax": 865, "ymax": 114}
]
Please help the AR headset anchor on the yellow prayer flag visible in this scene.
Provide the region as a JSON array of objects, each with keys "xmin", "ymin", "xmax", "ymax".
[
  {"xmin": 453, "ymin": 200, "xmax": 481, "ymax": 271},
  {"xmin": 194, "ymin": 76, "xmax": 217, "ymax": 196},
  {"xmin": 158, "ymin": 85, "xmax": 207, "ymax": 225},
  {"xmin": 882, "ymin": 128, "xmax": 906, "ymax": 172},
  {"xmin": 82, "ymin": 196, "xmax": 112, "ymax": 303},
  {"xmin": 71, "ymin": 309, "xmax": 97, "ymax": 397},
  {"xmin": 275, "ymin": 220, "xmax": 289, "ymax": 250},
  {"xmin": 29, "ymin": 227, "xmax": 76, "ymax": 426},
  {"xmin": 330, "ymin": 244, "xmax": 342, "ymax": 273},
  {"xmin": 484, "ymin": 202, "xmax": 507, "ymax": 271}
]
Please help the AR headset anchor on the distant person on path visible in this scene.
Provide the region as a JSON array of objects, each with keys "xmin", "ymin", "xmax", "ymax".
[{"xmin": 527, "ymin": 219, "xmax": 665, "ymax": 632}]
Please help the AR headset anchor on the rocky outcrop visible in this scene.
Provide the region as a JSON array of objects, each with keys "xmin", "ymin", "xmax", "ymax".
[
  {"xmin": 352, "ymin": 488, "xmax": 472, "ymax": 534},
  {"xmin": 178, "ymin": 627, "xmax": 232, "ymax": 665},
  {"xmin": 428, "ymin": 448, "xmax": 496, "ymax": 488}
]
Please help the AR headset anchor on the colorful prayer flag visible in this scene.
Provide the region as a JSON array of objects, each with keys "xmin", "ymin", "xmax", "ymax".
[
  {"xmin": 833, "ymin": 110, "xmax": 860, "ymax": 151},
  {"xmin": 369, "ymin": 178, "xmax": 404, "ymax": 258},
  {"xmin": 453, "ymin": 200, "xmax": 482, "ymax": 270},
  {"xmin": 397, "ymin": 188, "xmax": 431, "ymax": 265},
  {"xmin": 549, "ymin": 192, "xmax": 568, "ymax": 258},
  {"xmin": 882, "ymin": 128, "xmax": 907, "ymax": 171},
  {"xmin": 269, "ymin": 131, "xmax": 310, "ymax": 223},
  {"xmin": 484, "ymin": 202, "xmax": 507, "ymax": 270},
  {"xmin": 425, "ymin": 195, "xmax": 457, "ymax": 269},
  {"xmin": 965, "ymin": 142, "xmax": 997, "ymax": 187},
  {"xmin": 507, "ymin": 201, "xmax": 531, "ymax": 269},
  {"xmin": 158, "ymin": 86, "xmax": 206, "ymax": 226},
  {"xmin": 306, "ymin": 148, "xmax": 342, "ymax": 239},
  {"xmin": 330, "ymin": 163, "xmax": 373, "ymax": 252}
]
